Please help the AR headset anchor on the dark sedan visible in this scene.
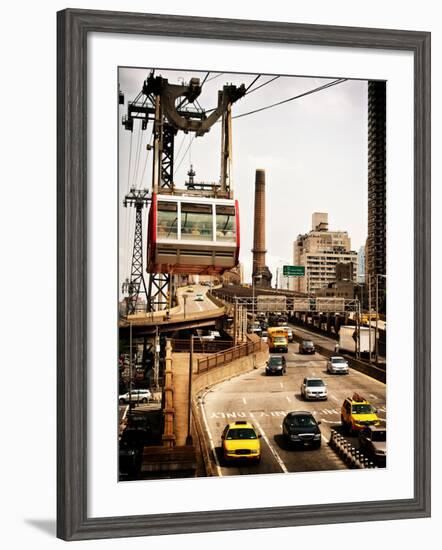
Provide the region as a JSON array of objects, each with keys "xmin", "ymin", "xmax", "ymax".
[
  {"xmin": 299, "ymin": 340, "xmax": 316, "ymax": 354},
  {"xmin": 265, "ymin": 355, "xmax": 287, "ymax": 376},
  {"xmin": 282, "ymin": 411, "xmax": 322, "ymax": 449}
]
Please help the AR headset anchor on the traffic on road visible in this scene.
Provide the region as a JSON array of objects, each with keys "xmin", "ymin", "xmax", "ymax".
[{"xmin": 200, "ymin": 332, "xmax": 386, "ymax": 477}]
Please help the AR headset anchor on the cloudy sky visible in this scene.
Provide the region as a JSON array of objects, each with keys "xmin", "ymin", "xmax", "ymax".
[{"xmin": 118, "ymin": 67, "xmax": 368, "ymax": 288}]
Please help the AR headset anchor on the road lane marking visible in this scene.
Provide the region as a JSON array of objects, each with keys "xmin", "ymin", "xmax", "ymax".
[
  {"xmin": 254, "ymin": 420, "xmax": 288, "ymax": 474},
  {"xmin": 369, "ymin": 394, "xmax": 378, "ymax": 400},
  {"xmin": 122, "ymin": 405, "xmax": 129, "ymax": 420},
  {"xmin": 286, "ymin": 396, "xmax": 291, "ymax": 403},
  {"xmin": 280, "ymin": 382, "xmax": 284, "ymax": 389},
  {"xmin": 200, "ymin": 395, "xmax": 223, "ymax": 476},
  {"xmin": 242, "ymin": 397, "xmax": 247, "ymax": 405}
]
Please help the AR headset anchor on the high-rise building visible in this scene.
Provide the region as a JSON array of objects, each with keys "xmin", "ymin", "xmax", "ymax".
[
  {"xmin": 366, "ymin": 81, "xmax": 386, "ymax": 308},
  {"xmin": 292, "ymin": 213, "xmax": 358, "ymax": 294}
]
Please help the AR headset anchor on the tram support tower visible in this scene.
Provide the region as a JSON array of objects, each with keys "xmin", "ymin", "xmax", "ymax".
[
  {"xmin": 122, "ymin": 188, "xmax": 149, "ymax": 314},
  {"xmin": 252, "ymin": 169, "xmax": 272, "ymax": 288}
]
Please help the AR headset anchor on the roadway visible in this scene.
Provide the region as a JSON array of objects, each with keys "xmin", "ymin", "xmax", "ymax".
[
  {"xmin": 290, "ymin": 322, "xmax": 386, "ymax": 365},
  {"xmin": 200, "ymin": 339, "xmax": 386, "ymax": 477},
  {"xmin": 119, "ymin": 284, "xmax": 225, "ymax": 330}
]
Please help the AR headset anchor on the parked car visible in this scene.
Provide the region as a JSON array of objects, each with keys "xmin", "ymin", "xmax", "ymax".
[
  {"xmin": 119, "ymin": 389, "xmax": 152, "ymax": 405},
  {"xmin": 282, "ymin": 411, "xmax": 322, "ymax": 449},
  {"xmin": 300, "ymin": 377, "xmax": 328, "ymax": 400},
  {"xmin": 359, "ymin": 426, "xmax": 387, "ymax": 466},
  {"xmin": 299, "ymin": 340, "xmax": 315, "ymax": 354},
  {"xmin": 221, "ymin": 421, "xmax": 261, "ymax": 463},
  {"xmin": 265, "ymin": 355, "xmax": 287, "ymax": 375},
  {"xmin": 327, "ymin": 356, "xmax": 350, "ymax": 374},
  {"xmin": 341, "ymin": 393, "xmax": 380, "ymax": 434}
]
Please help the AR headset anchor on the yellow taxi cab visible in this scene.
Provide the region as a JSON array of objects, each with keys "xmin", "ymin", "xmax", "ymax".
[
  {"xmin": 341, "ymin": 393, "xmax": 380, "ymax": 435},
  {"xmin": 221, "ymin": 421, "xmax": 261, "ymax": 463}
]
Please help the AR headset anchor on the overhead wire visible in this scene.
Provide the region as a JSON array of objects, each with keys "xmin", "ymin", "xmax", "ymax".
[
  {"xmin": 244, "ymin": 74, "xmax": 261, "ymax": 93},
  {"xmin": 126, "ymin": 130, "xmax": 134, "ymax": 194},
  {"xmin": 201, "ymin": 72, "xmax": 210, "ymax": 86},
  {"xmin": 205, "ymin": 73, "xmax": 224, "ymax": 83},
  {"xmin": 131, "ymin": 119, "xmax": 143, "ymax": 187},
  {"xmin": 245, "ymin": 75, "xmax": 280, "ymax": 96},
  {"xmin": 138, "ymin": 128, "xmax": 154, "ymax": 189},
  {"xmin": 174, "ymin": 134, "xmax": 195, "ymax": 174},
  {"xmin": 233, "ymin": 78, "xmax": 347, "ymax": 120}
]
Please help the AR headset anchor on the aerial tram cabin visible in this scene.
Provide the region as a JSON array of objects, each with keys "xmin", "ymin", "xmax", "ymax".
[{"xmin": 147, "ymin": 193, "xmax": 240, "ymax": 275}]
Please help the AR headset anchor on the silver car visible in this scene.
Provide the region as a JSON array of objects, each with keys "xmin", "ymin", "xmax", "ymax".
[
  {"xmin": 300, "ymin": 377, "xmax": 328, "ymax": 400},
  {"xmin": 119, "ymin": 389, "xmax": 152, "ymax": 405},
  {"xmin": 327, "ymin": 356, "xmax": 349, "ymax": 374}
]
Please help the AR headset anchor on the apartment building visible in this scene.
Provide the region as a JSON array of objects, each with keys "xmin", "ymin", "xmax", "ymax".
[{"xmin": 292, "ymin": 213, "xmax": 358, "ymax": 294}]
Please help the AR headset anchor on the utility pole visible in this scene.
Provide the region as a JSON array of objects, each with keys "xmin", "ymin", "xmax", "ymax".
[
  {"xmin": 368, "ymin": 276, "xmax": 372, "ymax": 364},
  {"xmin": 153, "ymin": 326, "xmax": 160, "ymax": 390},
  {"xmin": 375, "ymin": 274, "xmax": 386, "ymax": 365},
  {"xmin": 186, "ymin": 335, "xmax": 194, "ymax": 446}
]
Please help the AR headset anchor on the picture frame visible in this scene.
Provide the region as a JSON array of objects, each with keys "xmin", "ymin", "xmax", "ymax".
[{"xmin": 57, "ymin": 8, "xmax": 431, "ymax": 541}]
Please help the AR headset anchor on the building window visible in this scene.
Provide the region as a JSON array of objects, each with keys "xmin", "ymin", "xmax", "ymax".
[
  {"xmin": 157, "ymin": 201, "xmax": 178, "ymax": 239},
  {"xmin": 181, "ymin": 203, "xmax": 213, "ymax": 240},
  {"xmin": 215, "ymin": 205, "xmax": 236, "ymax": 242}
]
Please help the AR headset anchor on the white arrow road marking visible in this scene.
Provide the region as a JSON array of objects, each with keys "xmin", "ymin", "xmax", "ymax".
[{"xmin": 254, "ymin": 420, "xmax": 288, "ymax": 474}]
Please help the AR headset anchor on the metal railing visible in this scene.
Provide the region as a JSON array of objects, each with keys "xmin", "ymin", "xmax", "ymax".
[
  {"xmin": 197, "ymin": 339, "xmax": 263, "ymax": 373},
  {"xmin": 171, "ymin": 339, "xmax": 234, "ymax": 353}
]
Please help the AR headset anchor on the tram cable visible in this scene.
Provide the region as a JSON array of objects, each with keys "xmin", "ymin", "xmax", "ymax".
[
  {"xmin": 126, "ymin": 130, "xmax": 133, "ymax": 194},
  {"xmin": 138, "ymin": 129, "xmax": 154, "ymax": 189},
  {"xmin": 245, "ymin": 75, "xmax": 280, "ymax": 96},
  {"xmin": 233, "ymin": 78, "xmax": 347, "ymax": 120},
  {"xmin": 245, "ymin": 74, "xmax": 261, "ymax": 93}
]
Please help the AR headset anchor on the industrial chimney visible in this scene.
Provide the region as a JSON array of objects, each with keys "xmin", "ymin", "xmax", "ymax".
[{"xmin": 252, "ymin": 169, "xmax": 272, "ymax": 288}]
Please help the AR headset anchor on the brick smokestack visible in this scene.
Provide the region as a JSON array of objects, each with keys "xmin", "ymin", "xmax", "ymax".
[{"xmin": 252, "ymin": 169, "xmax": 272, "ymax": 287}]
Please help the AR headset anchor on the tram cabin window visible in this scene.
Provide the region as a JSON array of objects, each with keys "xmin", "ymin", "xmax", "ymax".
[
  {"xmin": 181, "ymin": 203, "xmax": 213, "ymax": 240},
  {"xmin": 157, "ymin": 201, "xmax": 178, "ymax": 239},
  {"xmin": 216, "ymin": 205, "xmax": 236, "ymax": 242}
]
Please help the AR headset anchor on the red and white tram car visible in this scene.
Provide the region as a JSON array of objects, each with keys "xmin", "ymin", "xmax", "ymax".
[{"xmin": 147, "ymin": 193, "xmax": 240, "ymax": 275}]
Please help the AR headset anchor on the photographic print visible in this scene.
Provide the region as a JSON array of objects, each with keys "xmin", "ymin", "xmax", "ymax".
[{"xmin": 117, "ymin": 67, "xmax": 387, "ymax": 481}]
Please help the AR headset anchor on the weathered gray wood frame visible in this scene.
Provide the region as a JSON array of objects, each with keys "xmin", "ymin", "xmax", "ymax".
[{"xmin": 57, "ymin": 8, "xmax": 431, "ymax": 541}]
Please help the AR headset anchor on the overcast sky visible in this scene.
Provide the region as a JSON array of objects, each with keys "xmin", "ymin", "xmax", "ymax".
[{"xmin": 118, "ymin": 67, "xmax": 368, "ymax": 287}]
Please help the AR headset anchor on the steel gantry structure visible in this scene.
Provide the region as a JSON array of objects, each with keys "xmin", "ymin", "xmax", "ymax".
[{"xmin": 121, "ymin": 71, "xmax": 246, "ymax": 313}]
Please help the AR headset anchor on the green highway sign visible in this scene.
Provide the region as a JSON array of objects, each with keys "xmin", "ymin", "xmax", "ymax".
[{"xmin": 283, "ymin": 265, "xmax": 305, "ymax": 277}]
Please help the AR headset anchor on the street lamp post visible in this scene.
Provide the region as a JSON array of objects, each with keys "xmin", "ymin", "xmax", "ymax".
[
  {"xmin": 367, "ymin": 276, "xmax": 372, "ymax": 363},
  {"xmin": 355, "ymin": 297, "xmax": 361, "ymax": 359},
  {"xmin": 375, "ymin": 274, "xmax": 386, "ymax": 365},
  {"xmin": 186, "ymin": 335, "xmax": 194, "ymax": 445},
  {"xmin": 252, "ymin": 274, "xmax": 262, "ymax": 328},
  {"xmin": 183, "ymin": 293, "xmax": 188, "ymax": 319}
]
